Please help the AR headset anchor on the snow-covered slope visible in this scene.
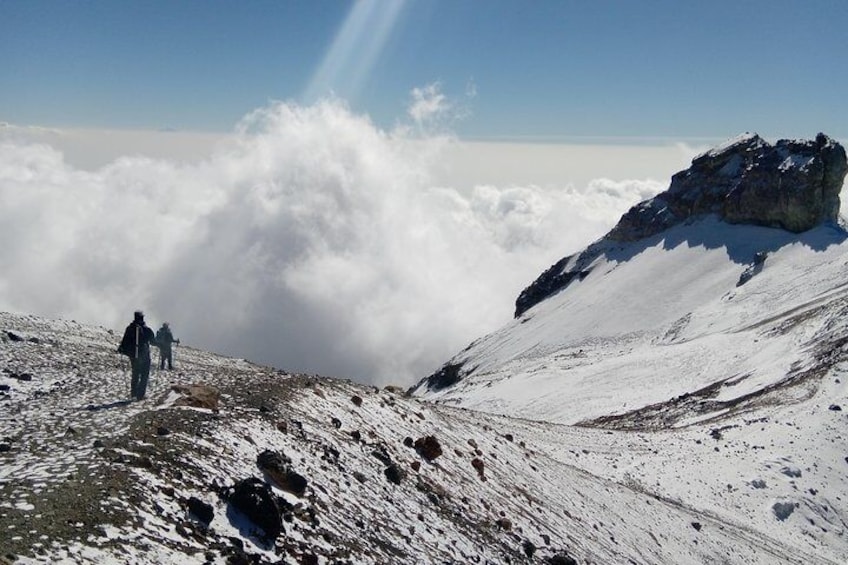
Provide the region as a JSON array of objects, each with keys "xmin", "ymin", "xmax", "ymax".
[
  {"xmin": 3, "ymin": 310, "xmax": 845, "ymax": 564},
  {"xmin": 412, "ymin": 217, "xmax": 848, "ymax": 428},
  {"xmin": 408, "ymin": 212, "xmax": 848, "ymax": 562}
]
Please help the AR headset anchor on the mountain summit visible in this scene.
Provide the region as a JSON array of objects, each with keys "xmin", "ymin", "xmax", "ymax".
[
  {"xmin": 610, "ymin": 133, "xmax": 846, "ymax": 242},
  {"xmin": 514, "ymin": 133, "xmax": 847, "ymax": 318}
]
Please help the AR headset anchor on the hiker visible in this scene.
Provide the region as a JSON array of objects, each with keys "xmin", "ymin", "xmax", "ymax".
[
  {"xmin": 118, "ymin": 310, "xmax": 158, "ymax": 401},
  {"xmin": 155, "ymin": 322, "xmax": 180, "ymax": 370}
]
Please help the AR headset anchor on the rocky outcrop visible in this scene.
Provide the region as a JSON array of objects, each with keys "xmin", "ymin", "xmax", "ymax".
[
  {"xmin": 171, "ymin": 384, "xmax": 220, "ymax": 411},
  {"xmin": 228, "ymin": 477, "xmax": 284, "ymax": 540},
  {"xmin": 415, "ymin": 361, "xmax": 465, "ymax": 393},
  {"xmin": 609, "ymin": 133, "xmax": 846, "ymax": 242},
  {"xmin": 514, "ymin": 133, "xmax": 847, "ymax": 317},
  {"xmin": 256, "ymin": 449, "xmax": 308, "ymax": 497}
]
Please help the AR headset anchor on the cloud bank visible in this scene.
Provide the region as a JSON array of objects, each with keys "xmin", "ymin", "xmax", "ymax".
[{"xmin": 0, "ymin": 100, "xmax": 684, "ymax": 385}]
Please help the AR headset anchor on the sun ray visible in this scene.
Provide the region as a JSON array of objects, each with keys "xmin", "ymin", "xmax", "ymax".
[{"xmin": 302, "ymin": 0, "xmax": 406, "ymax": 104}]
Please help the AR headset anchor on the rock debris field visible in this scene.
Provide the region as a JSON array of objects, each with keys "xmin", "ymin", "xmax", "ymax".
[{"xmin": 1, "ymin": 311, "xmax": 847, "ymax": 564}]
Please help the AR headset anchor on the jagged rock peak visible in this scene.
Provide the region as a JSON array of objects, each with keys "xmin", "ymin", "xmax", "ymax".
[
  {"xmin": 608, "ymin": 132, "xmax": 847, "ymax": 242},
  {"xmin": 513, "ymin": 133, "xmax": 847, "ymax": 318}
]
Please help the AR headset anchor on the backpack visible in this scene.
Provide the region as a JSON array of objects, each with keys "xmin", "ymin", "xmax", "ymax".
[{"xmin": 118, "ymin": 324, "xmax": 139, "ymax": 357}]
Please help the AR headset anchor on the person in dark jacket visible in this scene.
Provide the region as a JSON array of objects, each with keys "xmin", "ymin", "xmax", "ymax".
[
  {"xmin": 118, "ymin": 310, "xmax": 158, "ymax": 400},
  {"xmin": 155, "ymin": 322, "xmax": 180, "ymax": 370}
]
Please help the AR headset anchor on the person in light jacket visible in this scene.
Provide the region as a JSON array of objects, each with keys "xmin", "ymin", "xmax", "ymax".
[{"xmin": 155, "ymin": 322, "xmax": 180, "ymax": 370}]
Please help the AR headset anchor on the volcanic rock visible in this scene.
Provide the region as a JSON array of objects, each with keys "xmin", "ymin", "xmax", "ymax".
[
  {"xmin": 256, "ymin": 449, "xmax": 307, "ymax": 497},
  {"xmin": 228, "ymin": 477, "xmax": 284, "ymax": 540},
  {"xmin": 514, "ymin": 133, "xmax": 847, "ymax": 318},
  {"xmin": 171, "ymin": 384, "xmax": 220, "ymax": 411},
  {"xmin": 413, "ymin": 435, "xmax": 443, "ymax": 461},
  {"xmin": 609, "ymin": 133, "xmax": 846, "ymax": 242}
]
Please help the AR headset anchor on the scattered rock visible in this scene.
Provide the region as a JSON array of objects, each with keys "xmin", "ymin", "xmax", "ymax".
[
  {"xmin": 276, "ymin": 420, "xmax": 288, "ymax": 434},
  {"xmin": 467, "ymin": 439, "xmax": 478, "ymax": 449},
  {"xmin": 548, "ymin": 553, "xmax": 578, "ymax": 565},
  {"xmin": 384, "ymin": 463, "xmax": 405, "ymax": 485},
  {"xmin": 187, "ymin": 497, "xmax": 214, "ymax": 525},
  {"xmin": 829, "ymin": 404, "xmax": 842, "ymax": 411},
  {"xmin": 471, "ymin": 457, "xmax": 485, "ymax": 480},
  {"xmin": 403, "ymin": 437, "xmax": 414, "ymax": 448},
  {"xmin": 772, "ymin": 501, "xmax": 796, "ymax": 522},
  {"xmin": 495, "ymin": 517, "xmax": 512, "ymax": 531},
  {"xmin": 504, "ymin": 433, "xmax": 514, "ymax": 442},
  {"xmin": 353, "ymin": 471, "xmax": 367, "ymax": 484},
  {"xmin": 171, "ymin": 384, "xmax": 220, "ymax": 411},
  {"xmin": 351, "ymin": 395, "xmax": 363, "ymax": 407},
  {"xmin": 6, "ymin": 331, "xmax": 23, "ymax": 342},
  {"xmin": 522, "ymin": 540, "xmax": 536, "ymax": 558},
  {"xmin": 331, "ymin": 417, "xmax": 342, "ymax": 429},
  {"xmin": 257, "ymin": 450, "xmax": 307, "ymax": 497},
  {"xmin": 371, "ymin": 445, "xmax": 392, "ymax": 466},
  {"xmin": 737, "ymin": 252, "xmax": 768, "ymax": 286},
  {"xmin": 750, "ymin": 479, "xmax": 767, "ymax": 489},
  {"xmin": 92, "ymin": 439, "xmax": 105, "ymax": 449},
  {"xmin": 411, "ymin": 461, "xmax": 421, "ymax": 472},
  {"xmin": 691, "ymin": 522, "xmax": 702, "ymax": 531},
  {"xmin": 156, "ymin": 426, "xmax": 171, "ymax": 436},
  {"xmin": 350, "ymin": 430, "xmax": 361, "ymax": 442},
  {"xmin": 780, "ymin": 466, "xmax": 802, "ymax": 478},
  {"xmin": 228, "ymin": 477, "xmax": 284, "ymax": 540},
  {"xmin": 0, "ymin": 443, "xmax": 10, "ymax": 453},
  {"xmin": 0, "ymin": 384, "xmax": 9, "ymax": 392},
  {"xmin": 414, "ymin": 436, "xmax": 443, "ymax": 462}
]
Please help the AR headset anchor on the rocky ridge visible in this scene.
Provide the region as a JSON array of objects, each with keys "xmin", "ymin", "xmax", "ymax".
[
  {"xmin": 1, "ymin": 311, "xmax": 833, "ymax": 564},
  {"xmin": 514, "ymin": 133, "xmax": 847, "ymax": 318}
]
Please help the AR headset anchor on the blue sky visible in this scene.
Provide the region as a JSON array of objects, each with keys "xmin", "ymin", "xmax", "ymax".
[{"xmin": 2, "ymin": 0, "xmax": 847, "ymax": 140}]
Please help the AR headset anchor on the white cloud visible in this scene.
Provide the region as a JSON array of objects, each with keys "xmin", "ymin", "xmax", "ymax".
[
  {"xmin": 408, "ymin": 83, "xmax": 451, "ymax": 127},
  {"xmin": 0, "ymin": 100, "xmax": 679, "ymax": 385}
]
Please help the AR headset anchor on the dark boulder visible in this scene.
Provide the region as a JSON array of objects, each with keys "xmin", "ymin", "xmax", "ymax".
[
  {"xmin": 371, "ymin": 445, "xmax": 393, "ymax": 466},
  {"xmin": 384, "ymin": 463, "xmax": 405, "ymax": 485},
  {"xmin": 256, "ymin": 450, "xmax": 307, "ymax": 497},
  {"xmin": 228, "ymin": 477, "xmax": 284, "ymax": 540},
  {"xmin": 413, "ymin": 436, "xmax": 443, "ymax": 462},
  {"xmin": 548, "ymin": 553, "xmax": 578, "ymax": 565},
  {"xmin": 187, "ymin": 496, "xmax": 214, "ymax": 525},
  {"xmin": 471, "ymin": 457, "xmax": 485, "ymax": 480}
]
